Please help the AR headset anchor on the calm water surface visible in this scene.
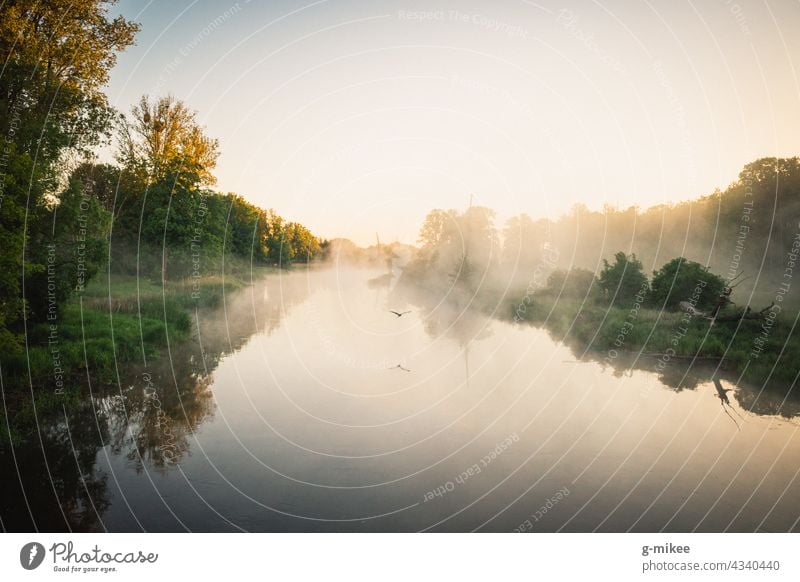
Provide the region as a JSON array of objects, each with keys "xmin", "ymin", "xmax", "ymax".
[{"xmin": 4, "ymin": 268, "xmax": 800, "ymax": 532}]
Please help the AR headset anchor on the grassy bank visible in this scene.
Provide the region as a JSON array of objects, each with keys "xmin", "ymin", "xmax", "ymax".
[
  {"xmin": 507, "ymin": 291, "xmax": 800, "ymax": 387},
  {"xmin": 0, "ymin": 268, "xmax": 262, "ymax": 446}
]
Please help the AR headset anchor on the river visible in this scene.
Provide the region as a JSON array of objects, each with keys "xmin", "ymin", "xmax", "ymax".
[{"xmin": 2, "ymin": 268, "xmax": 799, "ymax": 532}]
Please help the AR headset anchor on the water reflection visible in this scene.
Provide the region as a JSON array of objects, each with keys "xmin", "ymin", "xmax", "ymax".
[
  {"xmin": 733, "ymin": 384, "xmax": 800, "ymax": 420},
  {"xmin": 0, "ymin": 399, "xmax": 111, "ymax": 531},
  {"xmin": 2, "ymin": 268, "xmax": 799, "ymax": 532},
  {"xmin": 0, "ymin": 271, "xmax": 312, "ymax": 531},
  {"xmin": 391, "ymin": 281, "xmax": 493, "ymax": 346},
  {"xmin": 539, "ymin": 331, "xmax": 800, "ymax": 419},
  {"xmin": 393, "ymin": 278, "xmax": 800, "ymax": 421}
]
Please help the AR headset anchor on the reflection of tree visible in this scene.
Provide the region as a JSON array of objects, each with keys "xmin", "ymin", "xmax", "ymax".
[
  {"xmin": 590, "ymin": 347, "xmax": 713, "ymax": 392},
  {"xmin": 392, "ymin": 281, "xmax": 493, "ymax": 390},
  {"xmin": 367, "ymin": 273, "xmax": 393, "ymax": 290},
  {"xmin": 1, "ymin": 272, "xmax": 312, "ymax": 531},
  {"xmin": 100, "ymin": 272, "xmax": 312, "ymax": 470},
  {"xmin": 649, "ymin": 360, "xmax": 706, "ymax": 391},
  {"xmin": 244, "ymin": 270, "xmax": 313, "ymax": 339},
  {"xmin": 568, "ymin": 344, "xmax": 800, "ymax": 419},
  {"xmin": 402, "ymin": 271, "xmax": 800, "ymax": 420},
  {"xmin": 101, "ymin": 364, "xmax": 215, "ymax": 472},
  {"xmin": 733, "ymin": 386, "xmax": 800, "ymax": 419},
  {"xmin": 421, "ymin": 300, "xmax": 493, "ymax": 348},
  {"xmin": 0, "ymin": 400, "xmax": 110, "ymax": 532},
  {"xmin": 392, "ymin": 280, "xmax": 493, "ymax": 348}
]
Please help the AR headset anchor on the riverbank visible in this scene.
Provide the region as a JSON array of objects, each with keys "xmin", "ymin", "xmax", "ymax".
[
  {"xmin": 506, "ymin": 292, "xmax": 800, "ymax": 388},
  {"xmin": 0, "ymin": 266, "xmax": 277, "ymax": 446}
]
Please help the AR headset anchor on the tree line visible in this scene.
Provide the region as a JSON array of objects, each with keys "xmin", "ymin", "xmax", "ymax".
[
  {"xmin": 404, "ymin": 156, "xmax": 800, "ymax": 312},
  {"xmin": 0, "ymin": 1, "xmax": 322, "ymax": 356},
  {"xmin": 502, "ymin": 157, "xmax": 800, "ymax": 300}
]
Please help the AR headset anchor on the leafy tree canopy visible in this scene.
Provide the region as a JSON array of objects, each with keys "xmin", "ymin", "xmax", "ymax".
[{"xmin": 116, "ymin": 95, "xmax": 219, "ymax": 189}]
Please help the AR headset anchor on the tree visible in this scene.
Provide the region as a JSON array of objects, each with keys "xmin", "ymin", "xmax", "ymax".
[
  {"xmin": 0, "ymin": 0, "xmax": 137, "ymax": 347},
  {"xmin": 263, "ymin": 211, "xmax": 291, "ymax": 266},
  {"xmin": 225, "ymin": 194, "xmax": 261, "ymax": 258},
  {"xmin": 25, "ymin": 177, "xmax": 112, "ymax": 320},
  {"xmin": 417, "ymin": 209, "xmax": 456, "ymax": 249},
  {"xmin": 598, "ymin": 252, "xmax": 648, "ymax": 306},
  {"xmin": 649, "ymin": 258, "xmax": 726, "ymax": 311},
  {"xmin": 70, "ymin": 162, "xmax": 126, "ymax": 216},
  {"xmin": 405, "ymin": 206, "xmax": 501, "ymax": 290},
  {"xmin": 0, "ymin": 144, "xmax": 30, "ymax": 352},
  {"xmin": 112, "ymin": 95, "xmax": 221, "ymax": 279},
  {"xmin": 502, "ymin": 214, "xmax": 551, "ymax": 267},
  {"xmin": 0, "ymin": 0, "xmax": 139, "ymax": 161},
  {"xmin": 116, "ymin": 95, "xmax": 219, "ymax": 189},
  {"xmin": 285, "ymin": 222, "xmax": 321, "ymax": 262}
]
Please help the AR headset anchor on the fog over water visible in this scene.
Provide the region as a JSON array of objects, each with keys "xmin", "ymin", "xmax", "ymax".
[{"xmin": 5, "ymin": 267, "xmax": 797, "ymax": 532}]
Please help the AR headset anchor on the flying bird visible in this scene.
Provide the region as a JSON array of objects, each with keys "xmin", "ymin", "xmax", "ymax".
[
  {"xmin": 389, "ymin": 310, "xmax": 411, "ymax": 318},
  {"xmin": 389, "ymin": 364, "xmax": 411, "ymax": 372}
]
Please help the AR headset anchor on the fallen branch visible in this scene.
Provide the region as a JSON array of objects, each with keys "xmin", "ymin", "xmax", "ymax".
[{"xmin": 711, "ymin": 302, "xmax": 774, "ymax": 323}]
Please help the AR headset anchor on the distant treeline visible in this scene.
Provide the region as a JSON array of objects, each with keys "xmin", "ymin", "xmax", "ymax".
[
  {"xmin": 0, "ymin": 2, "xmax": 322, "ymax": 357},
  {"xmin": 401, "ymin": 161, "xmax": 800, "ymax": 387},
  {"xmin": 73, "ymin": 161, "xmax": 322, "ymax": 279},
  {"xmin": 404, "ymin": 157, "xmax": 800, "ymax": 307},
  {"xmin": 506, "ymin": 157, "xmax": 800, "ymax": 300}
]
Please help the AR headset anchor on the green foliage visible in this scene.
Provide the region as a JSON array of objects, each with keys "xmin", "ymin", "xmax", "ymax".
[
  {"xmin": 283, "ymin": 221, "xmax": 322, "ymax": 263},
  {"xmin": 0, "ymin": 0, "xmax": 137, "ymax": 351},
  {"xmin": 598, "ymin": 252, "xmax": 649, "ymax": 306},
  {"xmin": 0, "ymin": 1, "xmax": 139, "ymax": 162},
  {"xmin": 649, "ymin": 257, "xmax": 727, "ymax": 310},
  {"xmin": 25, "ymin": 177, "xmax": 112, "ymax": 322},
  {"xmin": 0, "ymin": 143, "xmax": 30, "ymax": 354},
  {"xmin": 108, "ymin": 92, "xmax": 323, "ymax": 279},
  {"xmin": 545, "ymin": 268, "xmax": 597, "ymax": 298},
  {"xmin": 107, "ymin": 174, "xmax": 323, "ymax": 280},
  {"xmin": 1, "ymin": 271, "xmax": 229, "ymax": 390}
]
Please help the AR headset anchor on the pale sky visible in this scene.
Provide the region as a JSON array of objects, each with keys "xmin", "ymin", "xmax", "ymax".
[{"xmin": 108, "ymin": 0, "xmax": 800, "ymax": 245}]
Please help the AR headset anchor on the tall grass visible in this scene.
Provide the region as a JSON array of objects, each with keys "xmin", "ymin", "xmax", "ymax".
[{"xmin": 1, "ymin": 272, "xmax": 250, "ymax": 446}]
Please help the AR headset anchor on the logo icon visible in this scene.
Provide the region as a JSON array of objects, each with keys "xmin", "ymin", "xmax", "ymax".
[{"xmin": 20, "ymin": 542, "xmax": 46, "ymax": 570}]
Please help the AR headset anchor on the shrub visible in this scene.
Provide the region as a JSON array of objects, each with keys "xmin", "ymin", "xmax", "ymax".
[
  {"xmin": 649, "ymin": 257, "xmax": 726, "ymax": 311},
  {"xmin": 598, "ymin": 252, "xmax": 649, "ymax": 306}
]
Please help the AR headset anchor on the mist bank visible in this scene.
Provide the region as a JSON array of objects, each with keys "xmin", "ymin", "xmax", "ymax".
[
  {"xmin": 394, "ymin": 157, "xmax": 800, "ymax": 389},
  {"xmin": 398, "ymin": 157, "xmax": 799, "ymax": 303},
  {"xmin": 519, "ymin": 157, "xmax": 800, "ymax": 303}
]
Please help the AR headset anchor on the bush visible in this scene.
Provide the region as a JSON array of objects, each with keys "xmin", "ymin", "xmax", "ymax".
[
  {"xmin": 598, "ymin": 252, "xmax": 649, "ymax": 306},
  {"xmin": 649, "ymin": 257, "xmax": 726, "ymax": 311}
]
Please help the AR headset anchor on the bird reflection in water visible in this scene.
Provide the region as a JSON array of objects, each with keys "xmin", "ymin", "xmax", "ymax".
[{"xmin": 713, "ymin": 378, "xmax": 744, "ymax": 430}]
